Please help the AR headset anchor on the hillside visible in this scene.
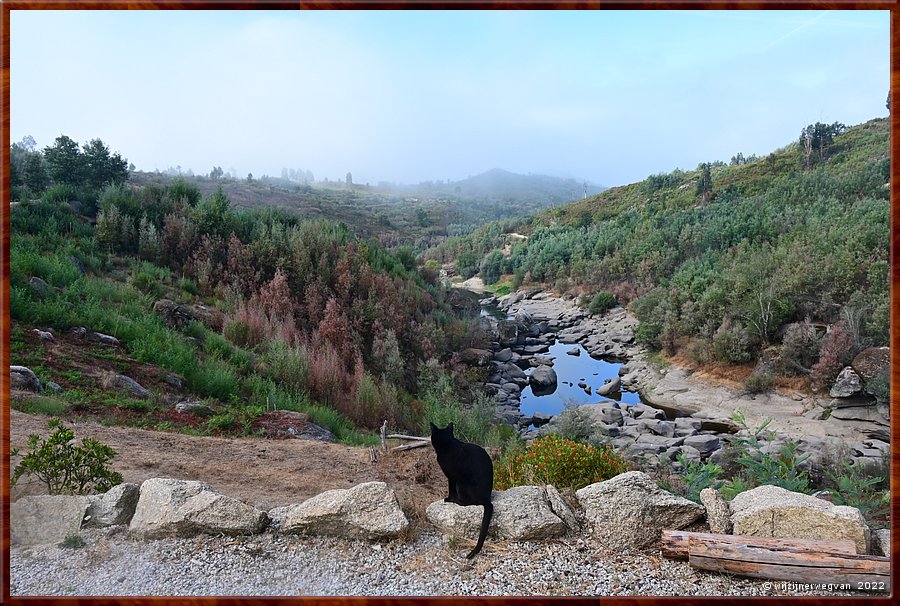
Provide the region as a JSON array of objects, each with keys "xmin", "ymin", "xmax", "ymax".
[
  {"xmin": 128, "ymin": 167, "xmax": 601, "ymax": 249},
  {"xmin": 426, "ymin": 117, "xmax": 890, "ymax": 394}
]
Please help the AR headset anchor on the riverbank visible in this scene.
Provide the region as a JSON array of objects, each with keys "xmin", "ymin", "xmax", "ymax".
[{"xmin": 486, "ymin": 289, "xmax": 889, "ymax": 471}]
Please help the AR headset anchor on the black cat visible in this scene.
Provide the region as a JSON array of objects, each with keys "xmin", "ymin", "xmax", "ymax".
[{"xmin": 430, "ymin": 422, "xmax": 494, "ymax": 559}]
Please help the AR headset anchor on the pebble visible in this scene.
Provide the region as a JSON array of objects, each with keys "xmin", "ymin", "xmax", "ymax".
[{"xmin": 9, "ymin": 528, "xmax": 866, "ymax": 596}]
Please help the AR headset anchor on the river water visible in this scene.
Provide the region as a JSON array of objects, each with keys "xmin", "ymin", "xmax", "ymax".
[{"xmin": 480, "ymin": 303, "xmax": 642, "ymax": 417}]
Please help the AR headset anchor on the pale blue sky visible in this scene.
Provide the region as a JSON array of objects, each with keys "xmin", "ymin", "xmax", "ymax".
[{"xmin": 11, "ymin": 10, "xmax": 889, "ymax": 186}]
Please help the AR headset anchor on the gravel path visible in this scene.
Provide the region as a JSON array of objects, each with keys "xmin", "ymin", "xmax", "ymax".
[{"xmin": 11, "ymin": 528, "xmax": 865, "ymax": 597}]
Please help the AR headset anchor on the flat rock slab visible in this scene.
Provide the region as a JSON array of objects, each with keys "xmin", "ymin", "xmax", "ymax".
[
  {"xmin": 12, "ymin": 495, "xmax": 91, "ymax": 545},
  {"xmin": 426, "ymin": 485, "xmax": 566, "ymax": 541}
]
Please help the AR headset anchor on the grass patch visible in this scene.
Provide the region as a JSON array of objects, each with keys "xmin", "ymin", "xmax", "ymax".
[{"xmin": 11, "ymin": 396, "xmax": 70, "ymax": 416}]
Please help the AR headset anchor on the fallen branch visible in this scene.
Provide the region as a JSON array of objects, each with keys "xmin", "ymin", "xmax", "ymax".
[
  {"xmin": 391, "ymin": 441, "xmax": 431, "ymax": 452},
  {"xmin": 386, "ymin": 434, "xmax": 430, "ymax": 442},
  {"xmin": 661, "ymin": 530, "xmax": 858, "ymax": 560}
]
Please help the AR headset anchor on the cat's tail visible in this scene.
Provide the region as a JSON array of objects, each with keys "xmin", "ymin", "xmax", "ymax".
[{"xmin": 467, "ymin": 501, "xmax": 493, "ymax": 559}]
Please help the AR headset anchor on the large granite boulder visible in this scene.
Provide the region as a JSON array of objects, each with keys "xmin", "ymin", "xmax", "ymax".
[
  {"xmin": 11, "ymin": 495, "xmax": 91, "ymax": 545},
  {"xmin": 129, "ymin": 478, "xmax": 268, "ymax": 538},
  {"xmin": 85, "ymin": 483, "xmax": 140, "ymax": 527},
  {"xmin": 276, "ymin": 481, "xmax": 408, "ymax": 540},
  {"xmin": 575, "ymin": 471, "xmax": 704, "ymax": 550},
  {"xmin": 830, "ymin": 367, "xmax": 863, "ymax": 398},
  {"xmin": 529, "ymin": 365, "xmax": 558, "ymax": 395},
  {"xmin": 729, "ymin": 484, "xmax": 870, "ymax": 554},
  {"xmin": 426, "ymin": 485, "xmax": 567, "ymax": 541},
  {"xmin": 10, "ymin": 365, "xmax": 41, "ymax": 392},
  {"xmin": 111, "ymin": 374, "xmax": 150, "ymax": 399}
]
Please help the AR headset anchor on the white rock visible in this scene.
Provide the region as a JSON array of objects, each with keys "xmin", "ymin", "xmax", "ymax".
[
  {"xmin": 576, "ymin": 471, "xmax": 704, "ymax": 550},
  {"xmin": 729, "ymin": 484, "xmax": 870, "ymax": 554},
  {"xmin": 426, "ymin": 485, "xmax": 566, "ymax": 541},
  {"xmin": 129, "ymin": 478, "xmax": 268, "ymax": 538},
  {"xmin": 11, "ymin": 495, "xmax": 91, "ymax": 545},
  {"xmin": 279, "ymin": 481, "xmax": 408, "ymax": 540}
]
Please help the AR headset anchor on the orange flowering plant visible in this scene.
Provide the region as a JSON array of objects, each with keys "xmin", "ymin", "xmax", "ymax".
[{"xmin": 494, "ymin": 434, "xmax": 628, "ymax": 490}]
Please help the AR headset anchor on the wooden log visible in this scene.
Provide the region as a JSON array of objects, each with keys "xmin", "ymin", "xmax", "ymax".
[
  {"xmin": 661, "ymin": 530, "xmax": 858, "ymax": 560},
  {"xmin": 380, "ymin": 420, "xmax": 387, "ymax": 451},
  {"xmin": 391, "ymin": 441, "xmax": 431, "ymax": 452},
  {"xmin": 688, "ymin": 538, "xmax": 890, "ymax": 592}
]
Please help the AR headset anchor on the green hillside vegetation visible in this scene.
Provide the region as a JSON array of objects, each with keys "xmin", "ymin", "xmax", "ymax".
[
  {"xmin": 127, "ymin": 167, "xmax": 595, "ymax": 250},
  {"xmin": 10, "ymin": 137, "xmax": 518, "ymax": 446},
  {"xmin": 426, "ymin": 118, "xmax": 890, "ymax": 392}
]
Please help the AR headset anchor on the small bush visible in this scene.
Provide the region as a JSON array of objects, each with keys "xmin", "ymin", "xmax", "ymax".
[
  {"xmin": 588, "ymin": 291, "xmax": 617, "ymax": 315},
  {"xmin": 494, "ymin": 435, "xmax": 628, "ymax": 490},
  {"xmin": 712, "ymin": 325, "xmax": 753, "ymax": 364},
  {"xmin": 744, "ymin": 371, "xmax": 773, "ymax": 394},
  {"xmin": 661, "ymin": 453, "xmax": 724, "ymax": 503},
  {"xmin": 779, "ymin": 321, "xmax": 821, "ymax": 375},
  {"xmin": 188, "ymin": 359, "xmax": 239, "ymax": 401},
  {"xmin": 825, "ymin": 460, "xmax": 889, "ymax": 526},
  {"xmin": 59, "ymin": 534, "xmax": 86, "ymax": 549},
  {"xmin": 131, "ymin": 271, "xmax": 163, "ymax": 299},
  {"xmin": 11, "ymin": 418, "xmax": 123, "ymax": 495}
]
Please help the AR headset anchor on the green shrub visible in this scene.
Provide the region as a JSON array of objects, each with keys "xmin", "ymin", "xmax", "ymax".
[
  {"xmin": 261, "ymin": 339, "xmax": 309, "ymax": 393},
  {"xmin": 131, "ymin": 271, "xmax": 163, "ymax": 298},
  {"xmin": 494, "ymin": 435, "xmax": 628, "ymax": 490},
  {"xmin": 11, "ymin": 418, "xmax": 123, "ymax": 495},
  {"xmin": 59, "ymin": 534, "xmax": 86, "ymax": 549},
  {"xmin": 662, "ymin": 452, "xmax": 724, "ymax": 503},
  {"xmin": 588, "ymin": 290, "xmax": 617, "ymax": 315},
  {"xmin": 188, "ymin": 359, "xmax": 239, "ymax": 401},
  {"xmin": 825, "ymin": 460, "xmax": 889, "ymax": 526},
  {"xmin": 716, "ymin": 412, "xmax": 812, "ymax": 498},
  {"xmin": 712, "ymin": 326, "xmax": 753, "ymax": 363},
  {"xmin": 744, "ymin": 371, "xmax": 773, "ymax": 394}
]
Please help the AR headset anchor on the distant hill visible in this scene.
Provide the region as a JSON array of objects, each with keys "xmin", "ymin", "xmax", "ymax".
[{"xmin": 410, "ymin": 168, "xmax": 606, "ymax": 205}]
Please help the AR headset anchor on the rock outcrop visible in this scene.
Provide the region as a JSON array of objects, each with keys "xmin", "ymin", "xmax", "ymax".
[{"xmin": 10, "ymin": 365, "xmax": 42, "ymax": 392}]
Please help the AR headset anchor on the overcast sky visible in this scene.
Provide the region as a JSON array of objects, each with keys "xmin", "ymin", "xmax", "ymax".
[{"xmin": 11, "ymin": 10, "xmax": 889, "ymax": 187}]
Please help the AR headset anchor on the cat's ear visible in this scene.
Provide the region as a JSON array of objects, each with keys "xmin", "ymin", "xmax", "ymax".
[
  {"xmin": 447, "ymin": 422, "xmax": 454, "ymax": 433},
  {"xmin": 429, "ymin": 422, "xmax": 437, "ymax": 431}
]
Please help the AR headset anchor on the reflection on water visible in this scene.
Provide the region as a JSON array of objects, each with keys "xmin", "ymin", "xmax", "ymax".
[{"xmin": 519, "ymin": 341, "xmax": 641, "ymax": 417}]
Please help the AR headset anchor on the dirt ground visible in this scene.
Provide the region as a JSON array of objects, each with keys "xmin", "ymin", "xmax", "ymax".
[{"xmin": 8, "ymin": 409, "xmax": 447, "ymax": 523}]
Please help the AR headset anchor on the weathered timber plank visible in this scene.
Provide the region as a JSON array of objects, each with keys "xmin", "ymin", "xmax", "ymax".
[
  {"xmin": 660, "ymin": 530, "xmax": 858, "ymax": 560},
  {"xmin": 688, "ymin": 541, "xmax": 890, "ymax": 592}
]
